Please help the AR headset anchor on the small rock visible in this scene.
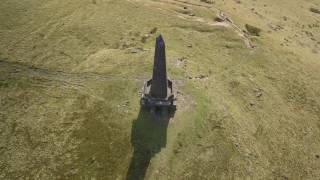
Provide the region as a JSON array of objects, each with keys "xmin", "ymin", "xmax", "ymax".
[
  {"xmin": 256, "ymin": 92, "xmax": 263, "ymax": 98},
  {"xmin": 254, "ymin": 88, "xmax": 263, "ymax": 98},
  {"xmin": 187, "ymin": 44, "xmax": 192, "ymax": 48},
  {"xmin": 178, "ymin": 57, "xmax": 186, "ymax": 61},
  {"xmin": 150, "ymin": 27, "xmax": 157, "ymax": 34},
  {"xmin": 195, "ymin": 74, "xmax": 208, "ymax": 80},
  {"xmin": 130, "ymin": 49, "xmax": 138, "ymax": 53},
  {"xmin": 70, "ymin": 168, "xmax": 79, "ymax": 175},
  {"xmin": 214, "ymin": 16, "xmax": 225, "ymax": 22}
]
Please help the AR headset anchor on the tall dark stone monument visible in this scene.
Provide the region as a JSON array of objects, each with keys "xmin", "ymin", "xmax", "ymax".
[
  {"xmin": 150, "ymin": 35, "xmax": 168, "ymax": 99},
  {"xmin": 141, "ymin": 35, "xmax": 176, "ymax": 112}
]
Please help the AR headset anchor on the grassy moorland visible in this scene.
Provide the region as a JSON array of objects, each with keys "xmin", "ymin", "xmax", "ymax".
[{"xmin": 0, "ymin": 0, "xmax": 319, "ymax": 179}]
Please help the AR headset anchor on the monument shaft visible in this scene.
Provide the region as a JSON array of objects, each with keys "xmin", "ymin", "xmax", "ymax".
[
  {"xmin": 150, "ymin": 35, "xmax": 168, "ymax": 99},
  {"xmin": 140, "ymin": 34, "xmax": 175, "ymax": 110}
]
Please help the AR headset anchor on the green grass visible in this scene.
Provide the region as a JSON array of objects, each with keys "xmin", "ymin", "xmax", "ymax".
[{"xmin": 0, "ymin": 0, "xmax": 320, "ymax": 179}]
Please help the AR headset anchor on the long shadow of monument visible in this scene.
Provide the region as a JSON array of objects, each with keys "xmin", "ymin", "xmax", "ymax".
[{"xmin": 126, "ymin": 107, "xmax": 175, "ymax": 180}]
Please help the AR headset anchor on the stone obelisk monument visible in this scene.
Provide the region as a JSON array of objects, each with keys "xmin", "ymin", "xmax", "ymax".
[
  {"xmin": 141, "ymin": 35, "xmax": 176, "ymax": 111},
  {"xmin": 150, "ymin": 35, "xmax": 168, "ymax": 99}
]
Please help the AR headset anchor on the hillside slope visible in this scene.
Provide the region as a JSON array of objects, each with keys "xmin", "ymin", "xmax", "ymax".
[{"xmin": 0, "ymin": 0, "xmax": 320, "ymax": 179}]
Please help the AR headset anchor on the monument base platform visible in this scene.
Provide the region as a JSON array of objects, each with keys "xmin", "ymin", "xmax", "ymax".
[{"xmin": 140, "ymin": 79, "xmax": 176, "ymax": 110}]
